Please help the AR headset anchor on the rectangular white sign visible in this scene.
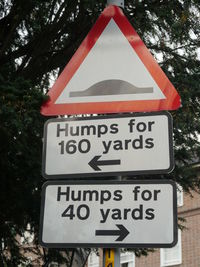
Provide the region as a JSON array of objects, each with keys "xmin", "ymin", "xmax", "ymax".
[
  {"xmin": 42, "ymin": 112, "xmax": 173, "ymax": 179},
  {"xmin": 39, "ymin": 180, "xmax": 177, "ymax": 248}
]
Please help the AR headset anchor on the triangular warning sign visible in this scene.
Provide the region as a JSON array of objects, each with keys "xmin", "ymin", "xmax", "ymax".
[{"xmin": 41, "ymin": 5, "xmax": 181, "ymax": 116}]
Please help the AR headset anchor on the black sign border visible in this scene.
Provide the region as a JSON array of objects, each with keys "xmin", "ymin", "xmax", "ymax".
[
  {"xmin": 39, "ymin": 179, "xmax": 178, "ymax": 248},
  {"xmin": 42, "ymin": 111, "xmax": 174, "ymax": 179}
]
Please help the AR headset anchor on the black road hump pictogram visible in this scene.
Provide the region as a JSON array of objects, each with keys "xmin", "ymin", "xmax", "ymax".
[{"xmin": 69, "ymin": 79, "xmax": 153, "ymax": 97}]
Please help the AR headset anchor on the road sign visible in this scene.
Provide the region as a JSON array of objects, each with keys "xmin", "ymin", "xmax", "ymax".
[
  {"xmin": 42, "ymin": 112, "xmax": 174, "ymax": 179},
  {"xmin": 39, "ymin": 180, "xmax": 178, "ymax": 248},
  {"xmin": 40, "ymin": 5, "xmax": 181, "ymax": 116}
]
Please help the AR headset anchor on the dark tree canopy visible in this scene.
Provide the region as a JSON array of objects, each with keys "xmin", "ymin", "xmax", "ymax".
[{"xmin": 0, "ymin": 0, "xmax": 200, "ymax": 265}]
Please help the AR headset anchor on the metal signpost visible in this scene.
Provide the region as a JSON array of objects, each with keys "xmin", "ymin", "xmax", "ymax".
[
  {"xmin": 39, "ymin": 1, "xmax": 180, "ymax": 266},
  {"xmin": 107, "ymin": 0, "xmax": 124, "ymax": 8},
  {"xmin": 39, "ymin": 180, "xmax": 177, "ymax": 248},
  {"xmin": 42, "ymin": 112, "xmax": 174, "ymax": 179}
]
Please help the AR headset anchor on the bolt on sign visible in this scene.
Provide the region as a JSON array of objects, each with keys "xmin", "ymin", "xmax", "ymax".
[{"xmin": 39, "ymin": 180, "xmax": 178, "ymax": 248}]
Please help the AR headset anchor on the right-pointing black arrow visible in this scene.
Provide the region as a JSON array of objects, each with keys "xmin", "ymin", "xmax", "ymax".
[
  {"xmin": 95, "ymin": 224, "xmax": 129, "ymax": 241},
  {"xmin": 88, "ymin": 155, "xmax": 121, "ymax": 171}
]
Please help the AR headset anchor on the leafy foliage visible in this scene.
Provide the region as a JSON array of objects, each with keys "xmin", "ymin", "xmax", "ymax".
[{"xmin": 0, "ymin": 0, "xmax": 200, "ymax": 265}]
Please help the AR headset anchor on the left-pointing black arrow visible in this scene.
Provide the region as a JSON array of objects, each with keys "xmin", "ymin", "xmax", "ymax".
[
  {"xmin": 95, "ymin": 224, "xmax": 129, "ymax": 241},
  {"xmin": 88, "ymin": 155, "xmax": 121, "ymax": 171}
]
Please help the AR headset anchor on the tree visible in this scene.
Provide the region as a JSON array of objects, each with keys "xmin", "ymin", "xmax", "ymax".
[{"xmin": 0, "ymin": 0, "xmax": 199, "ymax": 265}]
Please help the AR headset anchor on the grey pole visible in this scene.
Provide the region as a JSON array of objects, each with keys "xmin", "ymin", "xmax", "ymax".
[
  {"xmin": 107, "ymin": 0, "xmax": 124, "ymax": 8},
  {"xmin": 102, "ymin": 180, "xmax": 121, "ymax": 267},
  {"xmin": 102, "ymin": 1, "xmax": 124, "ymax": 266}
]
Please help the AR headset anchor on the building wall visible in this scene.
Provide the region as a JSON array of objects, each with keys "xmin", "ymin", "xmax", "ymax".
[
  {"xmin": 179, "ymin": 191, "xmax": 200, "ymax": 267},
  {"xmin": 135, "ymin": 249, "xmax": 160, "ymax": 267}
]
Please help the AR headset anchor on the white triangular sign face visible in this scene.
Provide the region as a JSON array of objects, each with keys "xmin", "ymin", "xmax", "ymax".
[
  {"xmin": 41, "ymin": 5, "xmax": 180, "ymax": 116},
  {"xmin": 56, "ymin": 19, "xmax": 165, "ymax": 104}
]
